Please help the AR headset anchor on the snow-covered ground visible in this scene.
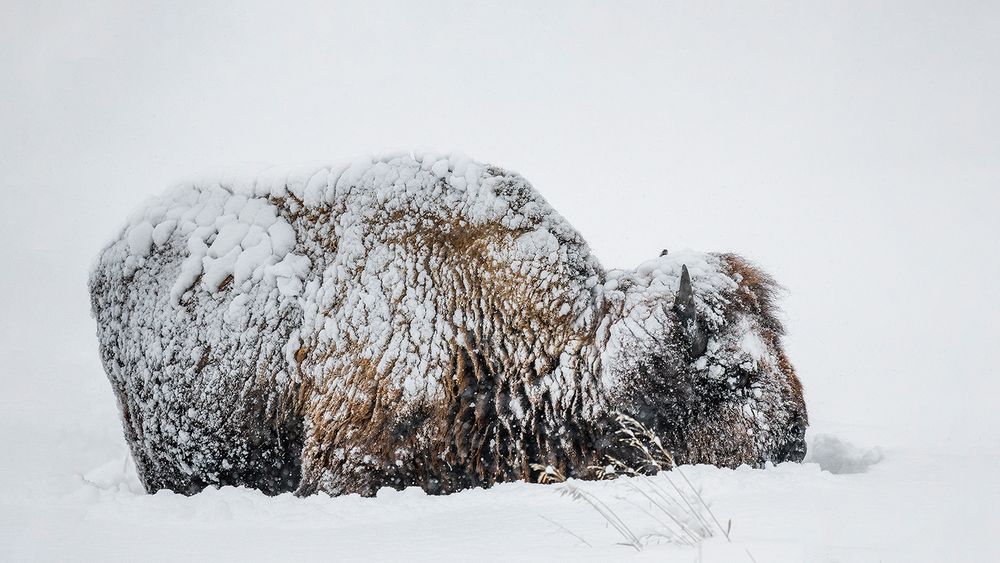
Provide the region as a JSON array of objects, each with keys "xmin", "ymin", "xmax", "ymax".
[
  {"xmin": 2, "ymin": 367, "xmax": 994, "ymax": 562},
  {"xmin": 2, "ymin": 2, "xmax": 999, "ymax": 561}
]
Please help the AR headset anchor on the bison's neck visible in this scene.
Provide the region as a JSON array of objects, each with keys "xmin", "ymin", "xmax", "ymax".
[
  {"xmin": 583, "ymin": 267, "xmax": 682, "ymax": 408},
  {"xmin": 417, "ymin": 245, "xmax": 620, "ymax": 480}
]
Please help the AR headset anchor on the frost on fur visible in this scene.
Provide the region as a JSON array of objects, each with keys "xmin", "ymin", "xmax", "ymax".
[{"xmin": 89, "ymin": 152, "xmax": 807, "ymax": 497}]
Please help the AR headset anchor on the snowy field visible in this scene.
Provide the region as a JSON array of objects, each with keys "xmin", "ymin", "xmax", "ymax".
[{"xmin": 2, "ymin": 2, "xmax": 999, "ymax": 561}]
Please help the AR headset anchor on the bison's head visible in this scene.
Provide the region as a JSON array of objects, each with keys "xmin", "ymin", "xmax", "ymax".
[{"xmin": 601, "ymin": 251, "xmax": 807, "ymax": 468}]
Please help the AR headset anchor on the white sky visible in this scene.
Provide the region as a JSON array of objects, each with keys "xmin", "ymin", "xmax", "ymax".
[{"xmin": 2, "ymin": 1, "xmax": 998, "ymax": 450}]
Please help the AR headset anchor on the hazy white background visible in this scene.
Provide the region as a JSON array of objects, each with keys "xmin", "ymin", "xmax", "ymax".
[{"xmin": 1, "ymin": 1, "xmax": 998, "ymax": 560}]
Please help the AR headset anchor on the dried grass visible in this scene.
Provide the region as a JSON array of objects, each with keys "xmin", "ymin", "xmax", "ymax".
[{"xmin": 536, "ymin": 413, "xmax": 733, "ymax": 552}]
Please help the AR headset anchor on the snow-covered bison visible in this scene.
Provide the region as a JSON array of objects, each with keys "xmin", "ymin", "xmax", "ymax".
[{"xmin": 90, "ymin": 152, "xmax": 807, "ymax": 496}]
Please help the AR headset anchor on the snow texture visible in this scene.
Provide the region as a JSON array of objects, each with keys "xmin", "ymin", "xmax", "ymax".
[{"xmin": 805, "ymin": 434, "xmax": 884, "ymax": 474}]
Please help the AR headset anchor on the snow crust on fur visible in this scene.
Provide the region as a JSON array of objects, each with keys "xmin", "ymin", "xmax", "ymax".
[{"xmin": 90, "ymin": 151, "xmax": 805, "ymax": 496}]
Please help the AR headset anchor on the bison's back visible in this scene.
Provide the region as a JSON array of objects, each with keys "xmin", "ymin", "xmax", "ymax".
[
  {"xmin": 89, "ymin": 183, "xmax": 310, "ymax": 494},
  {"xmin": 90, "ymin": 153, "xmax": 606, "ymax": 496}
]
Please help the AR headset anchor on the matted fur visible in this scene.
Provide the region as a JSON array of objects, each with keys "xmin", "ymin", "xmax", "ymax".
[{"xmin": 90, "ymin": 153, "xmax": 807, "ymax": 497}]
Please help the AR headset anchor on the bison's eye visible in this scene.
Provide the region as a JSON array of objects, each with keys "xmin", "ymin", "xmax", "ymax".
[{"xmin": 726, "ymin": 366, "xmax": 754, "ymax": 390}]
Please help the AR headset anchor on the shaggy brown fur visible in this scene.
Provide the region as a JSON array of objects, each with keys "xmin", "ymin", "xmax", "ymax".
[{"xmin": 90, "ymin": 154, "xmax": 807, "ymax": 497}]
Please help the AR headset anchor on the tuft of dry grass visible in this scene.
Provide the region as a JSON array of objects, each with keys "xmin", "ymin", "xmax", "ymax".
[
  {"xmin": 529, "ymin": 463, "xmax": 567, "ymax": 485},
  {"xmin": 537, "ymin": 413, "xmax": 733, "ymax": 552}
]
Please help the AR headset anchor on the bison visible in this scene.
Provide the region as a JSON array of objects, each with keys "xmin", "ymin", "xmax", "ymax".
[{"xmin": 90, "ymin": 152, "xmax": 807, "ymax": 497}]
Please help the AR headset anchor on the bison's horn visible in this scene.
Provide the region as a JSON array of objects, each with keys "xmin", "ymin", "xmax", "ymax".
[{"xmin": 675, "ymin": 265, "xmax": 708, "ymax": 357}]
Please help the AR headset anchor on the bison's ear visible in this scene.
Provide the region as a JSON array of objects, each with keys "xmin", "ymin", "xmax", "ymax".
[{"xmin": 674, "ymin": 265, "xmax": 708, "ymax": 357}]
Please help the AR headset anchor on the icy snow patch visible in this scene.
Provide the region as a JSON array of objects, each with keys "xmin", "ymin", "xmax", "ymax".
[
  {"xmin": 806, "ymin": 434, "xmax": 884, "ymax": 474},
  {"xmin": 115, "ymin": 182, "xmax": 312, "ymax": 305}
]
